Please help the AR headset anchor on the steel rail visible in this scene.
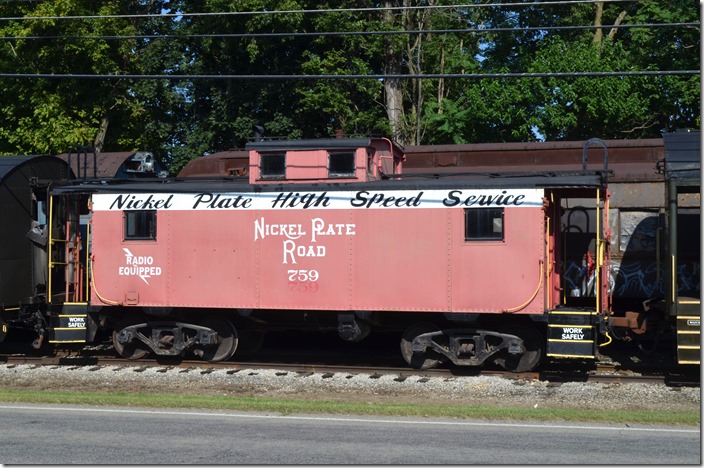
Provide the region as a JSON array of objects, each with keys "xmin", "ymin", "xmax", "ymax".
[{"xmin": 0, "ymin": 353, "xmax": 697, "ymax": 386}]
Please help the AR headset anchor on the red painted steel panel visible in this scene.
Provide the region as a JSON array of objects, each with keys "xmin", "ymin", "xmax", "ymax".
[
  {"xmin": 450, "ymin": 207, "xmax": 545, "ymax": 313},
  {"xmin": 91, "ymin": 210, "xmax": 262, "ymax": 308},
  {"xmin": 163, "ymin": 210, "xmax": 261, "ymax": 308},
  {"xmin": 89, "ymin": 188, "xmax": 547, "ymax": 315},
  {"xmin": 348, "ymin": 209, "xmax": 451, "ymax": 312}
]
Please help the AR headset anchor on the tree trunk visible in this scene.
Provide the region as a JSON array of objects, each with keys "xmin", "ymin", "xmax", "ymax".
[
  {"xmin": 383, "ymin": 3, "xmax": 407, "ymax": 145},
  {"xmin": 593, "ymin": 2, "xmax": 604, "ymax": 45},
  {"xmin": 594, "ymin": 3, "xmax": 627, "ymax": 48},
  {"xmin": 405, "ymin": 1, "xmax": 432, "ymax": 145},
  {"xmin": 93, "ymin": 115, "xmax": 109, "ymax": 153},
  {"xmin": 437, "ymin": 42, "xmax": 445, "ymax": 115},
  {"xmin": 608, "ymin": 10, "xmax": 628, "ymax": 41}
]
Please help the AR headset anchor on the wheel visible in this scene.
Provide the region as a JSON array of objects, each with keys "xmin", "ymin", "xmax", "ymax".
[
  {"xmin": 112, "ymin": 317, "xmax": 150, "ymax": 360},
  {"xmin": 400, "ymin": 323, "xmax": 446, "ymax": 370},
  {"xmin": 493, "ymin": 324, "xmax": 543, "ymax": 372},
  {"xmin": 198, "ymin": 318, "xmax": 238, "ymax": 362},
  {"xmin": 235, "ymin": 330, "xmax": 266, "ymax": 357}
]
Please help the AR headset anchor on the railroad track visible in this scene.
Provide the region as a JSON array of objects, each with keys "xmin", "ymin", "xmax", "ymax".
[{"xmin": 0, "ymin": 352, "xmax": 698, "ymax": 387}]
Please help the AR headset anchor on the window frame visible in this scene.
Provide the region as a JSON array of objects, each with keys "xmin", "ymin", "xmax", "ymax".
[
  {"xmin": 464, "ymin": 208, "xmax": 505, "ymax": 242},
  {"xmin": 259, "ymin": 152, "xmax": 286, "ymax": 179},
  {"xmin": 327, "ymin": 151, "xmax": 357, "ymax": 178},
  {"xmin": 124, "ymin": 210, "xmax": 157, "ymax": 241}
]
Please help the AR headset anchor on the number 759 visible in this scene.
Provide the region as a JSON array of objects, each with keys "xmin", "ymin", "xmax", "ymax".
[{"xmin": 287, "ymin": 269, "xmax": 319, "ymax": 282}]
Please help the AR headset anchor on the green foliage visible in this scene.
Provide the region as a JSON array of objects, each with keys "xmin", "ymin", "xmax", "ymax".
[
  {"xmin": 0, "ymin": 0, "xmax": 177, "ymax": 157},
  {"xmin": 527, "ymin": 38, "xmax": 655, "ymax": 140},
  {"xmin": 0, "ymin": 1, "xmax": 698, "ymax": 169},
  {"xmin": 423, "ymin": 1, "xmax": 699, "ymax": 143},
  {"xmin": 425, "ymin": 76, "xmax": 540, "ymax": 144},
  {"xmin": 297, "ymin": 47, "xmax": 387, "ymax": 136}
]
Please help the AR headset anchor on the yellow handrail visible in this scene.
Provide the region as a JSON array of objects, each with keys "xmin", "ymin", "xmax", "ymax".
[
  {"xmin": 503, "ymin": 260, "xmax": 544, "ymax": 313},
  {"xmin": 47, "ymin": 196, "xmax": 54, "ymax": 302},
  {"xmin": 596, "ymin": 188, "xmax": 600, "ymax": 315},
  {"xmin": 90, "ymin": 256, "xmax": 122, "ymax": 306}
]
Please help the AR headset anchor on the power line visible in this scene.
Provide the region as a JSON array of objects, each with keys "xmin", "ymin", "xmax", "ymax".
[
  {"xmin": 0, "ymin": 0, "xmax": 638, "ymax": 22},
  {"xmin": 0, "ymin": 70, "xmax": 697, "ymax": 80},
  {"xmin": 1, "ymin": 22, "xmax": 697, "ymax": 41}
]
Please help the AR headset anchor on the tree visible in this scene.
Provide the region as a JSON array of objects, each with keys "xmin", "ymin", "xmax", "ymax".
[
  {"xmin": 437, "ymin": 0, "xmax": 700, "ymax": 142},
  {"xmin": 0, "ymin": 0, "xmax": 179, "ymax": 156},
  {"xmin": 0, "ymin": 1, "xmax": 698, "ymax": 168}
]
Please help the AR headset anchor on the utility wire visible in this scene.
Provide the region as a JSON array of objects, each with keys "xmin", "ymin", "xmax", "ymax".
[
  {"xmin": 0, "ymin": 70, "xmax": 697, "ymax": 80},
  {"xmin": 1, "ymin": 22, "xmax": 697, "ymax": 41},
  {"xmin": 0, "ymin": 0, "xmax": 638, "ymax": 22}
]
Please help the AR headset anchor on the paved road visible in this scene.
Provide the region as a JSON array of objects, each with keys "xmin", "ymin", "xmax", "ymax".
[{"xmin": 0, "ymin": 404, "xmax": 699, "ymax": 464}]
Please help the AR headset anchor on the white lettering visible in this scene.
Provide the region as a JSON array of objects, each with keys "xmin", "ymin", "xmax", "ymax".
[
  {"xmin": 310, "ymin": 218, "xmax": 356, "ymax": 242},
  {"xmin": 288, "ymin": 269, "xmax": 320, "ymax": 282},
  {"xmin": 119, "ymin": 266, "xmax": 162, "ymax": 277},
  {"xmin": 254, "ymin": 217, "xmax": 306, "ymax": 241},
  {"xmin": 120, "ymin": 248, "xmax": 162, "ymax": 284},
  {"xmin": 561, "ymin": 327, "xmax": 586, "ymax": 340},
  {"xmin": 125, "ymin": 255, "xmax": 154, "ymax": 265},
  {"xmin": 282, "ymin": 240, "xmax": 326, "ymax": 265},
  {"xmin": 66, "ymin": 317, "xmax": 85, "ymax": 328}
]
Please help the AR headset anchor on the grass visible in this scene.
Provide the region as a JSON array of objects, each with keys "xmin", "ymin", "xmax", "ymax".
[{"xmin": 0, "ymin": 389, "xmax": 698, "ymax": 426}]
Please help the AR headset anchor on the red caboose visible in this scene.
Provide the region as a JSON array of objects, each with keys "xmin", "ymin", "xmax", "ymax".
[{"xmin": 45, "ymin": 137, "xmax": 612, "ymax": 371}]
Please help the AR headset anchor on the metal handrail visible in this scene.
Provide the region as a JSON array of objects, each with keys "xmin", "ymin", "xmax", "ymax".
[{"xmin": 582, "ymin": 138, "xmax": 609, "ymax": 173}]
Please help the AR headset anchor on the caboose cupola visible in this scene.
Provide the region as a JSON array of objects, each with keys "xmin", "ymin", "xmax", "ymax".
[{"xmin": 245, "ymin": 137, "xmax": 405, "ymax": 184}]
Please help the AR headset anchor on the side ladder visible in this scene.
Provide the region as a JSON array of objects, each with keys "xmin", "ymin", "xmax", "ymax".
[{"xmin": 47, "ymin": 192, "xmax": 91, "ymax": 344}]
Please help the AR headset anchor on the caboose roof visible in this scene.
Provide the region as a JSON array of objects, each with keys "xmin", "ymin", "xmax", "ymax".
[
  {"xmin": 245, "ymin": 138, "xmax": 390, "ymax": 152},
  {"xmin": 51, "ymin": 169, "xmax": 607, "ymax": 196}
]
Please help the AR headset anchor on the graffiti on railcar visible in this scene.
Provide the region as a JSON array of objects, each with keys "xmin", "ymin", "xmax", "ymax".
[
  {"xmin": 563, "ymin": 208, "xmax": 700, "ymax": 302},
  {"xmin": 565, "ymin": 259, "xmax": 700, "ymax": 300}
]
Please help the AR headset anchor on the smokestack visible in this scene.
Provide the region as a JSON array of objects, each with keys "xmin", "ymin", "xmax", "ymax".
[{"xmin": 252, "ymin": 125, "xmax": 265, "ymax": 142}]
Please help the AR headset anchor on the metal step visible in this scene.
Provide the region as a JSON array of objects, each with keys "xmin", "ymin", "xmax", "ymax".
[
  {"xmin": 546, "ymin": 309, "xmax": 597, "ymax": 359},
  {"xmin": 676, "ymin": 297, "xmax": 701, "ymax": 365},
  {"xmin": 48, "ymin": 303, "xmax": 89, "ymax": 344}
]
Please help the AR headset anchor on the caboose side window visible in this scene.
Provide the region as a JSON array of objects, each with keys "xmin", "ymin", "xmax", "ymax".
[
  {"xmin": 465, "ymin": 208, "xmax": 504, "ymax": 241},
  {"xmin": 328, "ymin": 151, "xmax": 356, "ymax": 177},
  {"xmin": 260, "ymin": 153, "xmax": 286, "ymax": 179},
  {"xmin": 124, "ymin": 210, "xmax": 156, "ymax": 240}
]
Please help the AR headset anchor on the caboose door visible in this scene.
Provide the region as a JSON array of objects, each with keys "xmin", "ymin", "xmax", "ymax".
[
  {"xmin": 546, "ymin": 186, "xmax": 611, "ymax": 361},
  {"xmin": 46, "ymin": 191, "xmax": 92, "ymax": 344}
]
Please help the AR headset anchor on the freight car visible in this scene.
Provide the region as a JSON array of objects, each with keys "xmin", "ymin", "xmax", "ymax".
[
  {"xmin": 651, "ymin": 130, "xmax": 701, "ymax": 365},
  {"xmin": 177, "ymin": 135, "xmax": 702, "ymax": 362},
  {"xmin": 0, "ymin": 136, "xmax": 611, "ymax": 371},
  {"xmin": 178, "ymin": 136, "xmax": 691, "ymax": 313},
  {"xmin": 0, "ymin": 133, "xmax": 699, "ymax": 371},
  {"xmin": 0, "ymin": 155, "xmax": 72, "ymax": 344}
]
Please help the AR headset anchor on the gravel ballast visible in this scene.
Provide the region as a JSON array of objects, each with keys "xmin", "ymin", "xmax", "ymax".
[{"xmin": 0, "ymin": 363, "xmax": 699, "ymax": 415}]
